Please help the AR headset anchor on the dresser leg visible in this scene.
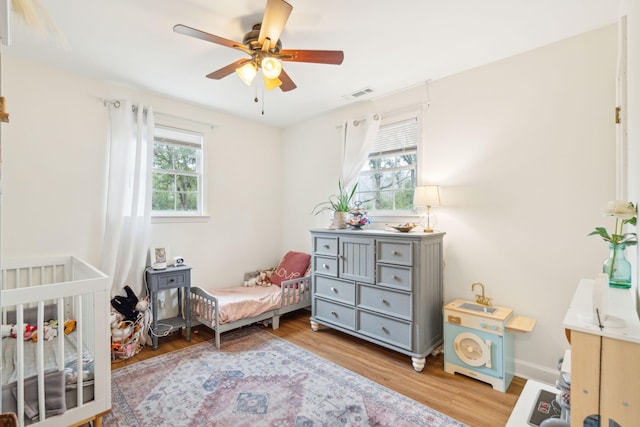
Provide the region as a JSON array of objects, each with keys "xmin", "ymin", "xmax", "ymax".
[
  {"xmin": 411, "ymin": 357, "xmax": 426, "ymax": 372},
  {"xmin": 310, "ymin": 320, "xmax": 320, "ymax": 332}
]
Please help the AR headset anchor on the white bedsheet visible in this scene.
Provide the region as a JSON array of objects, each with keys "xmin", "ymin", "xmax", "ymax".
[{"xmin": 1, "ymin": 332, "xmax": 93, "ymax": 386}]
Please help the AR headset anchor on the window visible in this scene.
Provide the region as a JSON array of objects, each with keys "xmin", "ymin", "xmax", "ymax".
[
  {"xmin": 355, "ymin": 116, "xmax": 418, "ymax": 212},
  {"xmin": 152, "ymin": 125, "xmax": 203, "ymax": 216}
]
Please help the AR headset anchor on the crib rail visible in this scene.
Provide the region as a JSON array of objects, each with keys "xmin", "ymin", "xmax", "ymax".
[{"xmin": 1, "ymin": 256, "xmax": 110, "ymax": 427}]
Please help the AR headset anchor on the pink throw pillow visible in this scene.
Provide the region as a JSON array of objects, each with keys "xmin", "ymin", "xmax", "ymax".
[{"xmin": 271, "ymin": 251, "xmax": 311, "ymax": 286}]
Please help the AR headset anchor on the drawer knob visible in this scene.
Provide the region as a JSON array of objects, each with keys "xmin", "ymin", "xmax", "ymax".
[
  {"xmin": 381, "ymin": 325, "xmax": 389, "ymax": 333},
  {"xmin": 323, "ymin": 263, "xmax": 329, "ymax": 269},
  {"xmin": 170, "ymin": 278, "xmax": 175, "ymax": 282},
  {"xmin": 392, "ymin": 275, "xmax": 399, "ymax": 281},
  {"xmin": 391, "ymin": 250, "xmax": 398, "ymax": 255},
  {"xmin": 331, "ymin": 311, "xmax": 338, "ymax": 317},
  {"xmin": 380, "ymin": 298, "xmax": 388, "ymax": 305},
  {"xmin": 323, "ymin": 244, "xmax": 330, "ymax": 249},
  {"xmin": 330, "ymin": 287, "xmax": 337, "ymax": 293}
]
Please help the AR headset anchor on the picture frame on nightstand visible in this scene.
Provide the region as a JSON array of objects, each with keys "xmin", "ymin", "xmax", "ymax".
[{"xmin": 150, "ymin": 244, "xmax": 170, "ymax": 270}]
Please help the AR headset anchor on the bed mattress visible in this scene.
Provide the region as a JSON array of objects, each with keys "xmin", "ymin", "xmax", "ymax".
[{"xmin": 193, "ymin": 285, "xmax": 283, "ymax": 325}]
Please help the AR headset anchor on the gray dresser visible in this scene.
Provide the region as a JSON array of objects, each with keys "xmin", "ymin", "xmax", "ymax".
[{"xmin": 310, "ymin": 228, "xmax": 445, "ymax": 371}]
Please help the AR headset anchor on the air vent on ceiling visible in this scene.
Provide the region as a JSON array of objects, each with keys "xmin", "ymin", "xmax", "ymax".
[{"xmin": 342, "ymin": 86, "xmax": 375, "ymax": 100}]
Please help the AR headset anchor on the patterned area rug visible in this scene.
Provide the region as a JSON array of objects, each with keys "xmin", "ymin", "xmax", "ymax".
[{"xmin": 104, "ymin": 326, "xmax": 466, "ymax": 426}]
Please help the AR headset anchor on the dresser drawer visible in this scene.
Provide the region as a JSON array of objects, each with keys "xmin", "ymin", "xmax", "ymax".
[
  {"xmin": 154, "ymin": 271, "xmax": 189, "ymax": 290},
  {"xmin": 314, "ymin": 299, "xmax": 355, "ymax": 330},
  {"xmin": 377, "ymin": 240, "xmax": 413, "ymax": 266},
  {"xmin": 313, "ymin": 235, "xmax": 338, "ymax": 256},
  {"xmin": 377, "ymin": 264, "xmax": 412, "ymax": 291},
  {"xmin": 358, "ymin": 284, "xmax": 412, "ymax": 320},
  {"xmin": 313, "ymin": 255, "xmax": 338, "ymax": 277},
  {"xmin": 357, "ymin": 310, "xmax": 412, "ymax": 350},
  {"xmin": 315, "ymin": 276, "xmax": 355, "ymax": 305}
]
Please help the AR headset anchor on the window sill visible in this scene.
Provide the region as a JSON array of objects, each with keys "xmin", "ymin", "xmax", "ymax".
[{"xmin": 151, "ymin": 215, "xmax": 210, "ymax": 224}]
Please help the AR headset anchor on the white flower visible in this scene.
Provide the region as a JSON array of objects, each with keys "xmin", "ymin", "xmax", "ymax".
[{"xmin": 602, "ymin": 200, "xmax": 637, "ymax": 219}]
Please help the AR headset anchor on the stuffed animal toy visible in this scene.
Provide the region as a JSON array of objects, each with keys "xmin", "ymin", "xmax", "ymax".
[
  {"xmin": 111, "ymin": 286, "xmax": 142, "ymax": 322},
  {"xmin": 111, "ymin": 321, "xmax": 133, "ymax": 342},
  {"xmin": 243, "ymin": 269, "xmax": 273, "ymax": 287},
  {"xmin": 64, "ymin": 319, "xmax": 76, "ymax": 335},
  {"xmin": 31, "ymin": 322, "xmax": 58, "ymax": 342},
  {"xmin": 1, "ymin": 324, "xmax": 12, "ymax": 338},
  {"xmin": 2, "ymin": 324, "xmax": 38, "ymax": 340}
]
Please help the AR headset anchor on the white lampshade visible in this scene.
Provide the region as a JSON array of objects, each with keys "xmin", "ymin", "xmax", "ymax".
[
  {"xmin": 261, "ymin": 57, "xmax": 282, "ymax": 79},
  {"xmin": 235, "ymin": 62, "xmax": 258, "ymax": 86},
  {"xmin": 413, "ymin": 185, "xmax": 441, "ymax": 208}
]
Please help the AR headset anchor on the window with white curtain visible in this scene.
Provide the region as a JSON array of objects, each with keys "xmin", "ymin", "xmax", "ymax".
[
  {"xmin": 152, "ymin": 124, "xmax": 204, "ymax": 216},
  {"xmin": 355, "ymin": 114, "xmax": 419, "ymax": 212}
]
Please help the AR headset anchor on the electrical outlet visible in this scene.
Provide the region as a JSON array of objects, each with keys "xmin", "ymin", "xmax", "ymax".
[{"xmin": 158, "ymin": 295, "xmax": 165, "ymax": 308}]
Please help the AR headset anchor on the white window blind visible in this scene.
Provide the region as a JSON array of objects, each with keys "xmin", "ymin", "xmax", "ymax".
[{"xmin": 356, "ymin": 116, "xmax": 418, "ymax": 211}]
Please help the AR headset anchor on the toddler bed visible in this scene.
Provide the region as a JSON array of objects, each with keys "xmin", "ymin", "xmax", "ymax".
[
  {"xmin": 1, "ymin": 256, "xmax": 110, "ymax": 427},
  {"xmin": 190, "ymin": 251, "xmax": 312, "ymax": 349}
]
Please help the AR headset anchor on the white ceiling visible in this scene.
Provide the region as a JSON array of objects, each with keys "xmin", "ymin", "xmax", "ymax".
[{"xmin": 4, "ymin": 0, "xmax": 621, "ymax": 128}]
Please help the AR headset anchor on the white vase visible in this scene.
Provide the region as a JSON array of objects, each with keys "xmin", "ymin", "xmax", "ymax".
[{"xmin": 333, "ymin": 211, "xmax": 349, "ymax": 229}]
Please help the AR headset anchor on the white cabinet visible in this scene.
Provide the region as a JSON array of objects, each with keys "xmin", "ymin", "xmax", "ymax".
[
  {"xmin": 564, "ymin": 279, "xmax": 640, "ymax": 426},
  {"xmin": 310, "ymin": 229, "xmax": 445, "ymax": 371}
]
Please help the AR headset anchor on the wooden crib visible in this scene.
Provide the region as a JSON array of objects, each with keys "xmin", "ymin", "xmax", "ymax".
[{"xmin": 1, "ymin": 256, "xmax": 111, "ymax": 426}]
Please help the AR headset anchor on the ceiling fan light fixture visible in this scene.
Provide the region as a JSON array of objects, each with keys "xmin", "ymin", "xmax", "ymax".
[
  {"xmin": 261, "ymin": 56, "xmax": 282, "ymax": 79},
  {"xmin": 264, "ymin": 75, "xmax": 283, "ymax": 90},
  {"xmin": 235, "ymin": 62, "xmax": 258, "ymax": 85}
]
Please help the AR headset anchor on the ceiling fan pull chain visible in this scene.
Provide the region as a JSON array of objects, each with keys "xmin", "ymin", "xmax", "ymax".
[{"xmin": 261, "ymin": 83, "xmax": 265, "ymax": 115}]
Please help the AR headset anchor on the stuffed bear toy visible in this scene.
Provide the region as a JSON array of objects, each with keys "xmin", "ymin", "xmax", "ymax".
[
  {"xmin": 243, "ymin": 269, "xmax": 274, "ymax": 287},
  {"xmin": 111, "ymin": 286, "xmax": 142, "ymax": 322}
]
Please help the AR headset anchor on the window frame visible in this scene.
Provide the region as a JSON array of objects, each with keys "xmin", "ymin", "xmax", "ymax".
[
  {"xmin": 151, "ymin": 122, "xmax": 207, "ymax": 221},
  {"xmin": 355, "ymin": 109, "xmax": 423, "ymax": 218}
]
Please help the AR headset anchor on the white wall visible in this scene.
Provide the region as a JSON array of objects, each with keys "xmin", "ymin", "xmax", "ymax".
[
  {"xmin": 282, "ymin": 24, "xmax": 617, "ymax": 382},
  {"xmin": 2, "ymin": 55, "xmax": 285, "ymax": 293},
  {"xmin": 1, "ymin": 21, "xmax": 622, "ymax": 383},
  {"xmin": 621, "ymin": 1, "xmax": 640, "ymax": 309}
]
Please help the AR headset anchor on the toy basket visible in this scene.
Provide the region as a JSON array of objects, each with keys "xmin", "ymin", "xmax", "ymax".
[{"xmin": 111, "ymin": 316, "xmax": 144, "ymax": 362}]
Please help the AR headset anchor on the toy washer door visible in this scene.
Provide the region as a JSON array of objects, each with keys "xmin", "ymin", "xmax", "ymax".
[{"xmin": 453, "ymin": 331, "xmax": 492, "ymax": 368}]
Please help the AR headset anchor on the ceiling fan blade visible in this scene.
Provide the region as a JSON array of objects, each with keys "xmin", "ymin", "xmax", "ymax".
[
  {"xmin": 278, "ymin": 68, "xmax": 297, "ymax": 92},
  {"xmin": 206, "ymin": 58, "xmax": 252, "ymax": 80},
  {"xmin": 279, "ymin": 49, "xmax": 344, "ymax": 65},
  {"xmin": 174, "ymin": 24, "xmax": 252, "ymax": 55},
  {"xmin": 258, "ymin": 0, "xmax": 292, "ymax": 48}
]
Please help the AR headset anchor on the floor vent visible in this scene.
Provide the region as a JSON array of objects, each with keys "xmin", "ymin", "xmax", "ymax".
[{"xmin": 342, "ymin": 86, "xmax": 375, "ymax": 100}]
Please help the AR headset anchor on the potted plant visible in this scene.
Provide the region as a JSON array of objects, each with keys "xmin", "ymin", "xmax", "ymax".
[{"xmin": 313, "ymin": 181, "xmax": 358, "ymax": 229}]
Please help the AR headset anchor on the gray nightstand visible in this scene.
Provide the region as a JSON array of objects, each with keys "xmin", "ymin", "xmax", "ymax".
[{"xmin": 145, "ymin": 265, "xmax": 192, "ymax": 350}]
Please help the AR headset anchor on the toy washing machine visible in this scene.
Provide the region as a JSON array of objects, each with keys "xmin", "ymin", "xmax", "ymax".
[{"xmin": 443, "ymin": 299, "xmax": 515, "ymax": 392}]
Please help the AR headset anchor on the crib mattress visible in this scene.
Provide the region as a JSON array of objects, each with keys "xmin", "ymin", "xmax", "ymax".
[
  {"xmin": 1, "ymin": 331, "xmax": 94, "ymax": 387},
  {"xmin": 1, "ymin": 331, "xmax": 95, "ymax": 423}
]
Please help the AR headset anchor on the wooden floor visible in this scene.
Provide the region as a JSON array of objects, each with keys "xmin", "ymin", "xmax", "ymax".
[{"xmin": 113, "ymin": 310, "xmax": 525, "ymax": 427}]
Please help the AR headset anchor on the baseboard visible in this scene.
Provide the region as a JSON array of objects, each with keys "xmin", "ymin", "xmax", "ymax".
[{"xmin": 514, "ymin": 358, "xmax": 559, "ymax": 385}]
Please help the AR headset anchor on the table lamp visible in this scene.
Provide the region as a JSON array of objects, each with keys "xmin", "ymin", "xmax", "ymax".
[{"xmin": 413, "ymin": 185, "xmax": 441, "ymax": 232}]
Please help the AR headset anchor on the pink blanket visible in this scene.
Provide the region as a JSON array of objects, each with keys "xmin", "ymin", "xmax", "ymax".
[{"xmin": 193, "ymin": 285, "xmax": 283, "ymax": 325}]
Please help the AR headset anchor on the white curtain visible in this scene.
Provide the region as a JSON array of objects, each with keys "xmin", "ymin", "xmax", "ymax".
[
  {"xmin": 101, "ymin": 101, "xmax": 154, "ymax": 297},
  {"xmin": 340, "ymin": 114, "xmax": 380, "ymax": 191}
]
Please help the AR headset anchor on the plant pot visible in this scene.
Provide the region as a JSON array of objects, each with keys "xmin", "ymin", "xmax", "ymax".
[{"xmin": 333, "ymin": 211, "xmax": 349, "ymax": 229}]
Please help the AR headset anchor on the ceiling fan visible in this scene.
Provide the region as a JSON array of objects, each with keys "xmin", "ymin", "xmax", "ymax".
[{"xmin": 173, "ymin": 0, "xmax": 344, "ymax": 92}]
